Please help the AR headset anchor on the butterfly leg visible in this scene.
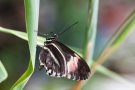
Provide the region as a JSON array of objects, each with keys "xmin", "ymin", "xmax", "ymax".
[{"xmin": 38, "ymin": 65, "xmax": 44, "ymax": 71}]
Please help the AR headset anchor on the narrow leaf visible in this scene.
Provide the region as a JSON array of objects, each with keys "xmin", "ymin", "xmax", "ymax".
[
  {"xmin": 0, "ymin": 61, "xmax": 8, "ymax": 83},
  {"xmin": 95, "ymin": 10, "xmax": 135, "ymax": 61},
  {"xmin": 92, "ymin": 10, "xmax": 135, "ymax": 73},
  {"xmin": 10, "ymin": 0, "xmax": 39, "ymax": 90},
  {"xmin": 0, "ymin": 27, "xmax": 45, "ymax": 45},
  {"xmin": 83, "ymin": 0, "xmax": 99, "ymax": 66},
  {"xmin": 71, "ymin": 0, "xmax": 99, "ymax": 90}
]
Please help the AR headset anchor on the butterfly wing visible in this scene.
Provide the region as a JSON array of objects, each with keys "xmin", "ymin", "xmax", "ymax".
[
  {"xmin": 39, "ymin": 44, "xmax": 67, "ymax": 77},
  {"xmin": 55, "ymin": 41, "xmax": 91, "ymax": 80},
  {"xmin": 39, "ymin": 41, "xmax": 91, "ymax": 80}
]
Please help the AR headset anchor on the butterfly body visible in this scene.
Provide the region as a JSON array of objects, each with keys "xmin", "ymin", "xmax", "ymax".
[{"xmin": 38, "ymin": 36, "xmax": 91, "ymax": 81}]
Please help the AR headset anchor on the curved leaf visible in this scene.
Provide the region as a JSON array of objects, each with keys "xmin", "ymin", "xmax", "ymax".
[
  {"xmin": 10, "ymin": 0, "xmax": 39, "ymax": 90},
  {"xmin": 0, "ymin": 61, "xmax": 8, "ymax": 83}
]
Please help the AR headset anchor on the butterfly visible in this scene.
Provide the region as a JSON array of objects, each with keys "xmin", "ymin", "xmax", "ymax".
[{"xmin": 38, "ymin": 22, "xmax": 91, "ymax": 81}]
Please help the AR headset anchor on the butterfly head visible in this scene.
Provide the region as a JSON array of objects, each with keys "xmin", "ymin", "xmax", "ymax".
[
  {"xmin": 44, "ymin": 33, "xmax": 58, "ymax": 46},
  {"xmin": 46, "ymin": 33, "xmax": 58, "ymax": 40},
  {"xmin": 52, "ymin": 33, "xmax": 58, "ymax": 39}
]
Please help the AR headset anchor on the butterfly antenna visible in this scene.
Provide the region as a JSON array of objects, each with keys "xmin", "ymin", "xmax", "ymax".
[
  {"xmin": 35, "ymin": 30, "xmax": 48, "ymax": 36},
  {"xmin": 58, "ymin": 16, "xmax": 72, "ymax": 35},
  {"xmin": 58, "ymin": 22, "xmax": 78, "ymax": 35}
]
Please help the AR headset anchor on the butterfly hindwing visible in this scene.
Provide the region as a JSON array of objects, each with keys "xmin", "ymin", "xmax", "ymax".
[{"xmin": 54, "ymin": 41, "xmax": 91, "ymax": 80}]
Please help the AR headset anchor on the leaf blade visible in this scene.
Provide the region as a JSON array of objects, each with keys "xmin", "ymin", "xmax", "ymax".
[
  {"xmin": 0, "ymin": 61, "xmax": 8, "ymax": 83},
  {"xmin": 83, "ymin": 0, "xmax": 99, "ymax": 66},
  {"xmin": 10, "ymin": 0, "xmax": 39, "ymax": 90},
  {"xmin": 95, "ymin": 10, "xmax": 135, "ymax": 61}
]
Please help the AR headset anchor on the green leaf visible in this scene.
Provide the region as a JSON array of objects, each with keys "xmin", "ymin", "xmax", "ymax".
[
  {"xmin": 0, "ymin": 27, "xmax": 45, "ymax": 46},
  {"xmin": 83, "ymin": 0, "xmax": 99, "ymax": 66},
  {"xmin": 10, "ymin": 0, "xmax": 40, "ymax": 90},
  {"xmin": 10, "ymin": 59, "xmax": 33, "ymax": 90},
  {"xmin": 90, "ymin": 10, "xmax": 135, "ymax": 90},
  {"xmin": 0, "ymin": 61, "xmax": 8, "ymax": 83},
  {"xmin": 95, "ymin": 10, "xmax": 135, "ymax": 61},
  {"xmin": 91, "ymin": 9, "xmax": 135, "ymax": 76},
  {"xmin": 71, "ymin": 0, "xmax": 99, "ymax": 90},
  {"xmin": 25, "ymin": 0, "xmax": 39, "ymax": 64}
]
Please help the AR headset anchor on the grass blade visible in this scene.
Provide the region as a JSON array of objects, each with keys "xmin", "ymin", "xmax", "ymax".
[
  {"xmin": 10, "ymin": 59, "xmax": 33, "ymax": 90},
  {"xmin": 10, "ymin": 0, "xmax": 39, "ymax": 90},
  {"xmin": 83, "ymin": 0, "xmax": 99, "ymax": 66},
  {"xmin": 25, "ymin": 0, "xmax": 39, "ymax": 64},
  {"xmin": 92, "ymin": 10, "xmax": 135, "ymax": 73},
  {"xmin": 71, "ymin": 0, "xmax": 99, "ymax": 90},
  {"xmin": 0, "ymin": 27, "xmax": 45, "ymax": 45},
  {"xmin": 0, "ymin": 61, "xmax": 8, "ymax": 83},
  {"xmin": 95, "ymin": 10, "xmax": 135, "ymax": 61}
]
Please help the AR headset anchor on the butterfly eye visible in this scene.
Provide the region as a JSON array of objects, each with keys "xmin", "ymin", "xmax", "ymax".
[{"xmin": 53, "ymin": 34, "xmax": 58, "ymax": 38}]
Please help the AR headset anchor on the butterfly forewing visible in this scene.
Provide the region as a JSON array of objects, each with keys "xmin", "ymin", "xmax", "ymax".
[
  {"xmin": 39, "ymin": 39, "xmax": 91, "ymax": 81},
  {"xmin": 39, "ymin": 45, "xmax": 66, "ymax": 77},
  {"xmin": 54, "ymin": 41, "xmax": 91, "ymax": 80}
]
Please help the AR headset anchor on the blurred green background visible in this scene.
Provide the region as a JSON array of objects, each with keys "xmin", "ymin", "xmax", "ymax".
[{"xmin": 0, "ymin": 0, "xmax": 135, "ymax": 90}]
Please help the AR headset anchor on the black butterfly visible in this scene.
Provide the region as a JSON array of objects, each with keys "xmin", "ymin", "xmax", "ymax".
[{"xmin": 38, "ymin": 22, "xmax": 91, "ymax": 81}]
